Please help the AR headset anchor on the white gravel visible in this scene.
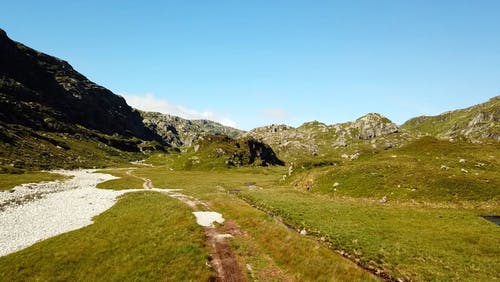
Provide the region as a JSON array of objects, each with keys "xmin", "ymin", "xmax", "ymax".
[
  {"xmin": 192, "ymin": 211, "xmax": 225, "ymax": 227},
  {"xmin": 0, "ymin": 170, "xmax": 129, "ymax": 257}
]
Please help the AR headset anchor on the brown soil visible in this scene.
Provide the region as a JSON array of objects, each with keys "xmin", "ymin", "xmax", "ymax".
[{"xmin": 207, "ymin": 228, "xmax": 247, "ymax": 282}]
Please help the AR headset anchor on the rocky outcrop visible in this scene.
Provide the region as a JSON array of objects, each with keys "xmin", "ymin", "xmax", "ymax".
[
  {"xmin": 461, "ymin": 111, "xmax": 499, "ymax": 141},
  {"xmin": 193, "ymin": 135, "xmax": 284, "ymax": 167},
  {"xmin": 352, "ymin": 113, "xmax": 399, "ymax": 140},
  {"xmin": 140, "ymin": 111, "xmax": 245, "ymax": 147},
  {"xmin": 401, "ymin": 96, "xmax": 500, "ymax": 142},
  {"xmin": 245, "ymin": 115, "xmax": 401, "ymax": 161}
]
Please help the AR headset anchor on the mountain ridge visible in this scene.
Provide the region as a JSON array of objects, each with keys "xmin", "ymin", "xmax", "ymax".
[{"xmin": 0, "ymin": 28, "xmax": 498, "ymax": 171}]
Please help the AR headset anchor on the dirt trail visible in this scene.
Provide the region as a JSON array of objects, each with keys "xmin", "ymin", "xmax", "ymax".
[{"xmin": 138, "ymin": 172, "xmax": 246, "ymax": 282}]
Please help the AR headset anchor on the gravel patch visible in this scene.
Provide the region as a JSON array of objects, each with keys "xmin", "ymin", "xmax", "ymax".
[
  {"xmin": 192, "ymin": 211, "xmax": 225, "ymax": 227},
  {"xmin": 0, "ymin": 170, "xmax": 128, "ymax": 257}
]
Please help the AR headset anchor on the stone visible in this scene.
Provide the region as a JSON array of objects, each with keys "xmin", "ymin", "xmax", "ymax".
[{"xmin": 379, "ymin": 196, "xmax": 388, "ymax": 203}]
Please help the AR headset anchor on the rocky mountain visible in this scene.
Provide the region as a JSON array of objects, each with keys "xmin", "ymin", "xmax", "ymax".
[
  {"xmin": 401, "ymin": 96, "xmax": 500, "ymax": 142},
  {"xmin": 245, "ymin": 113, "xmax": 403, "ymax": 162},
  {"xmin": 0, "ymin": 29, "xmax": 158, "ymax": 141},
  {"xmin": 0, "ymin": 28, "xmax": 269, "ymax": 171},
  {"xmin": 140, "ymin": 111, "xmax": 245, "ymax": 147},
  {"xmin": 0, "ymin": 29, "xmax": 168, "ymax": 170}
]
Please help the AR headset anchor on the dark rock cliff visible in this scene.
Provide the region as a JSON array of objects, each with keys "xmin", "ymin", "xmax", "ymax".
[{"xmin": 0, "ymin": 28, "xmax": 159, "ymax": 141}]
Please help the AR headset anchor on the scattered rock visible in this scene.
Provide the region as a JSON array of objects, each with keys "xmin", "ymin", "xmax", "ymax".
[
  {"xmin": 379, "ymin": 196, "xmax": 388, "ymax": 203},
  {"xmin": 333, "ymin": 182, "xmax": 340, "ymax": 188},
  {"xmin": 460, "ymin": 168, "xmax": 469, "ymax": 173},
  {"xmin": 350, "ymin": 152, "xmax": 360, "ymax": 160},
  {"xmin": 440, "ymin": 165, "xmax": 450, "ymax": 170},
  {"xmin": 300, "ymin": 229, "xmax": 307, "ymax": 235},
  {"xmin": 459, "ymin": 159, "xmax": 466, "ymax": 163}
]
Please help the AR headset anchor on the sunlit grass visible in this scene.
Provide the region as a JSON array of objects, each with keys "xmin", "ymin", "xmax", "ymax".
[
  {"xmin": 96, "ymin": 168, "xmax": 144, "ymax": 190},
  {"xmin": 240, "ymin": 188, "xmax": 500, "ymax": 281},
  {"xmin": 135, "ymin": 167, "xmax": 379, "ymax": 281},
  {"xmin": 0, "ymin": 192, "xmax": 214, "ymax": 281}
]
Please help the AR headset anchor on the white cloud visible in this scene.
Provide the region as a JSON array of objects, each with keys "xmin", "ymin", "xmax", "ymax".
[
  {"xmin": 120, "ymin": 93, "xmax": 238, "ymax": 128},
  {"xmin": 262, "ymin": 108, "xmax": 290, "ymax": 119}
]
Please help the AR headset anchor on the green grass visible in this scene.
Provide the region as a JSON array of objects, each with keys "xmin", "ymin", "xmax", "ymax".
[
  {"xmin": 289, "ymin": 137, "xmax": 500, "ymax": 204},
  {"xmin": 2, "ymin": 134, "xmax": 498, "ymax": 281},
  {"xmin": 132, "ymin": 167, "xmax": 379, "ymax": 281},
  {"xmin": 96, "ymin": 169, "xmax": 144, "ymax": 190},
  {"xmin": 240, "ymin": 188, "xmax": 500, "ymax": 281},
  {"xmin": 0, "ymin": 192, "xmax": 214, "ymax": 281},
  {"xmin": 0, "ymin": 171, "xmax": 69, "ymax": 191}
]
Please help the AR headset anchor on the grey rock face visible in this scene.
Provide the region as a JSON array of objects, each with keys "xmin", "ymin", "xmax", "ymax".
[
  {"xmin": 141, "ymin": 111, "xmax": 245, "ymax": 147},
  {"xmin": 352, "ymin": 113, "xmax": 399, "ymax": 140}
]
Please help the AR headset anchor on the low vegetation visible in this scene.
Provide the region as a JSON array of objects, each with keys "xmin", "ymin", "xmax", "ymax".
[
  {"xmin": 96, "ymin": 168, "xmax": 144, "ymax": 190},
  {"xmin": 240, "ymin": 189, "xmax": 499, "ymax": 281},
  {"xmin": 288, "ymin": 137, "xmax": 500, "ymax": 203},
  {"xmin": 132, "ymin": 167, "xmax": 378, "ymax": 281},
  {"xmin": 0, "ymin": 124, "xmax": 149, "ymax": 172},
  {"xmin": 0, "ymin": 192, "xmax": 214, "ymax": 281}
]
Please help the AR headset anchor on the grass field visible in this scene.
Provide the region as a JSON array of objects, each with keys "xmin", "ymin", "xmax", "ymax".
[
  {"xmin": 240, "ymin": 188, "xmax": 500, "ymax": 281},
  {"xmin": 133, "ymin": 167, "xmax": 379, "ymax": 281},
  {"xmin": 1, "ymin": 135, "xmax": 498, "ymax": 281},
  {"xmin": 0, "ymin": 192, "xmax": 214, "ymax": 281},
  {"xmin": 96, "ymin": 168, "xmax": 144, "ymax": 190}
]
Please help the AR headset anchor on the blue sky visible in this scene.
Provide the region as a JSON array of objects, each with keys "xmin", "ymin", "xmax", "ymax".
[{"xmin": 3, "ymin": 1, "xmax": 499, "ymax": 130}]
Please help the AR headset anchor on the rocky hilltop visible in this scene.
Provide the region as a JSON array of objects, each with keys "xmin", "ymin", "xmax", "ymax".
[
  {"xmin": 168, "ymin": 134, "xmax": 284, "ymax": 169},
  {"xmin": 245, "ymin": 113, "xmax": 402, "ymax": 161},
  {"xmin": 140, "ymin": 111, "xmax": 245, "ymax": 147},
  {"xmin": 401, "ymin": 96, "xmax": 500, "ymax": 142}
]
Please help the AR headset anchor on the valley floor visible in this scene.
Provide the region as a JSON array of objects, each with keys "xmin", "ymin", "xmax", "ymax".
[{"xmin": 0, "ymin": 166, "xmax": 498, "ymax": 281}]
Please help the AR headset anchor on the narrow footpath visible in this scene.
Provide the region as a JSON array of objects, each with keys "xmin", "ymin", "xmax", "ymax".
[{"xmin": 133, "ymin": 171, "xmax": 246, "ymax": 282}]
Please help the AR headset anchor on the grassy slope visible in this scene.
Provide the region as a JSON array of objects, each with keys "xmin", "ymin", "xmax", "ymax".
[
  {"xmin": 0, "ymin": 124, "xmax": 146, "ymax": 172},
  {"xmin": 240, "ymin": 189, "xmax": 500, "ymax": 281},
  {"xmin": 0, "ymin": 171, "xmax": 69, "ymax": 191},
  {"xmin": 401, "ymin": 96, "xmax": 500, "ymax": 139},
  {"xmin": 290, "ymin": 137, "xmax": 500, "ymax": 204},
  {"xmin": 133, "ymin": 167, "xmax": 378, "ymax": 281},
  {"xmin": 234, "ymin": 136, "xmax": 500, "ymax": 281},
  {"xmin": 0, "ymin": 192, "xmax": 214, "ymax": 281}
]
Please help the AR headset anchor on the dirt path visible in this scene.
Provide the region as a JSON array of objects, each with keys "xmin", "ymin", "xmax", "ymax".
[{"xmin": 136, "ymin": 172, "xmax": 246, "ymax": 282}]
